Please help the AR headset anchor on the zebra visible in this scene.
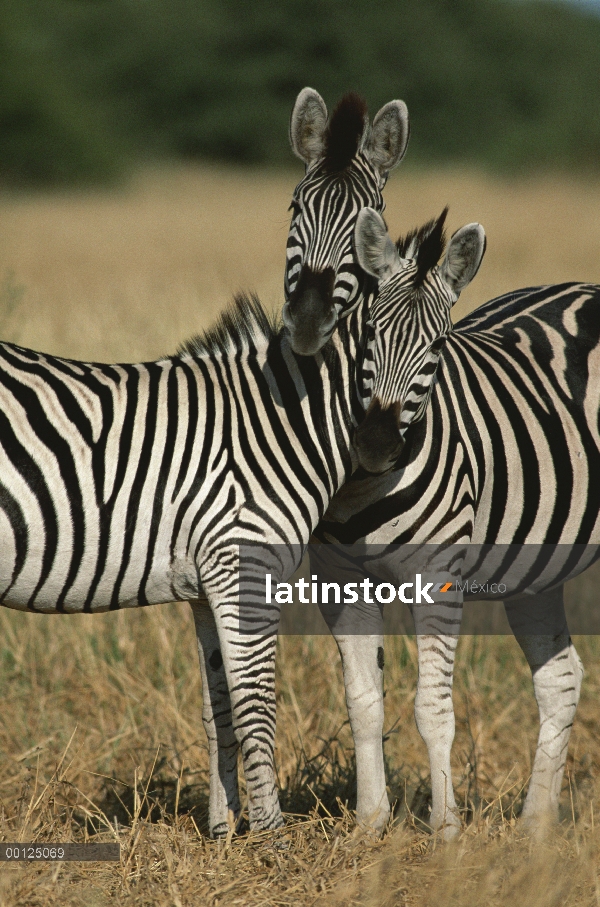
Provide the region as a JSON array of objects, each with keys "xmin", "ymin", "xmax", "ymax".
[
  {"xmin": 284, "ymin": 87, "xmax": 409, "ymax": 356},
  {"xmin": 0, "ymin": 212, "xmax": 484, "ymax": 838},
  {"xmin": 281, "ymin": 89, "xmax": 600, "ymax": 838}
]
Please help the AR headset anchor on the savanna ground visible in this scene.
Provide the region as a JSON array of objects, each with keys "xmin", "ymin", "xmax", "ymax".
[{"xmin": 1, "ymin": 166, "xmax": 600, "ymax": 905}]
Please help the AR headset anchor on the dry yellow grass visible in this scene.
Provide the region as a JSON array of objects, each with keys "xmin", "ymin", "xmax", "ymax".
[
  {"xmin": 0, "ymin": 166, "xmax": 293, "ymax": 361},
  {"xmin": 2, "ymin": 165, "xmax": 600, "ymax": 360},
  {"xmin": 0, "ymin": 606, "xmax": 599, "ymax": 906},
  {"xmin": 1, "ymin": 167, "xmax": 600, "ymax": 905}
]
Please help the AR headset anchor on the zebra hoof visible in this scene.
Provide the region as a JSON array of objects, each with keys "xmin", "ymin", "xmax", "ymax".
[
  {"xmin": 210, "ymin": 822, "xmax": 232, "ymax": 839},
  {"xmin": 271, "ymin": 831, "xmax": 292, "ymax": 851},
  {"xmin": 440, "ymin": 819, "xmax": 461, "ymax": 842},
  {"xmin": 210, "ymin": 812, "xmax": 247, "ymax": 839},
  {"xmin": 356, "ymin": 803, "xmax": 391, "ymax": 836},
  {"xmin": 519, "ymin": 808, "xmax": 559, "ymax": 839},
  {"xmin": 430, "ymin": 810, "xmax": 461, "ymax": 841}
]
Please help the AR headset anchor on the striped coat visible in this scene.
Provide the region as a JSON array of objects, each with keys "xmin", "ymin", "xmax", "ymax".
[
  {"xmin": 317, "ymin": 279, "xmax": 600, "ymax": 837},
  {"xmin": 282, "ymin": 87, "xmax": 599, "ymax": 838},
  {"xmin": 0, "ymin": 212, "xmax": 472, "ymax": 836}
]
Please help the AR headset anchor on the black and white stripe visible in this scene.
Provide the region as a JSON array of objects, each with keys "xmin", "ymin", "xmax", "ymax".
[
  {"xmin": 282, "ymin": 109, "xmax": 599, "ymax": 835},
  {"xmin": 0, "ymin": 237, "xmax": 458, "ymax": 837},
  {"xmin": 318, "ymin": 273, "xmax": 600, "ymax": 838}
]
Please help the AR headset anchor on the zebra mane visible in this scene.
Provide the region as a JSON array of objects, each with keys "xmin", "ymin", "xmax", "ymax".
[
  {"xmin": 178, "ymin": 292, "xmax": 281, "ymax": 358},
  {"xmin": 323, "ymin": 92, "xmax": 369, "ymax": 173},
  {"xmin": 396, "ymin": 207, "xmax": 449, "ymax": 286}
]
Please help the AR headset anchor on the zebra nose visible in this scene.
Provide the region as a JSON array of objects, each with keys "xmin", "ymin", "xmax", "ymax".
[
  {"xmin": 284, "ymin": 266, "xmax": 336, "ymax": 356},
  {"xmin": 354, "ymin": 398, "xmax": 404, "ymax": 475}
]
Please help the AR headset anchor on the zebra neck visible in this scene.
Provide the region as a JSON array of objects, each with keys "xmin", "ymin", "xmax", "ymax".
[
  {"xmin": 265, "ymin": 321, "xmax": 366, "ymax": 491},
  {"xmin": 348, "ymin": 288, "xmax": 379, "ymax": 412}
]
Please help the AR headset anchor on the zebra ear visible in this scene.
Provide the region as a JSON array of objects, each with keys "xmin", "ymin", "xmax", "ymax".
[
  {"xmin": 440, "ymin": 223, "xmax": 486, "ymax": 297},
  {"xmin": 366, "ymin": 100, "xmax": 410, "ymax": 176},
  {"xmin": 290, "ymin": 88, "xmax": 328, "ymax": 166},
  {"xmin": 355, "ymin": 208, "xmax": 402, "ymax": 283}
]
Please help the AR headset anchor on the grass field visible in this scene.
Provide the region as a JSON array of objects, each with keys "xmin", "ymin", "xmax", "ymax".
[{"xmin": 1, "ymin": 167, "xmax": 600, "ymax": 905}]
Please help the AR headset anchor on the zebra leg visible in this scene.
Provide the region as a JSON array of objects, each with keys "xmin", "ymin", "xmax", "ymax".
[
  {"xmin": 214, "ymin": 624, "xmax": 282, "ymax": 831},
  {"xmin": 413, "ymin": 599, "xmax": 463, "ymax": 839},
  {"xmin": 190, "ymin": 601, "xmax": 241, "ymax": 838},
  {"xmin": 200, "ymin": 551, "xmax": 284, "ymax": 833},
  {"xmin": 333, "ymin": 634, "xmax": 390, "ymax": 832},
  {"xmin": 504, "ymin": 586, "xmax": 584, "ymax": 831}
]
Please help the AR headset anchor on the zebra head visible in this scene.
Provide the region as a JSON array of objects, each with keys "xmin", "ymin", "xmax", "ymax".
[
  {"xmin": 353, "ymin": 207, "xmax": 486, "ymax": 474},
  {"xmin": 283, "ymin": 88, "xmax": 409, "ymax": 356}
]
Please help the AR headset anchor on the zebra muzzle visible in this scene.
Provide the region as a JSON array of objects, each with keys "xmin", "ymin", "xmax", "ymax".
[
  {"xmin": 354, "ymin": 398, "xmax": 404, "ymax": 475},
  {"xmin": 283, "ymin": 267, "xmax": 336, "ymax": 356}
]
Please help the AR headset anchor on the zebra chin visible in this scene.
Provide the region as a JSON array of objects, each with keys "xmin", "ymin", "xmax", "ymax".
[
  {"xmin": 282, "ymin": 266, "xmax": 337, "ymax": 356},
  {"xmin": 353, "ymin": 398, "xmax": 404, "ymax": 475}
]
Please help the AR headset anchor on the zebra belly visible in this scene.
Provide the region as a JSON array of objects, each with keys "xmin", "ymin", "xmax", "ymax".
[
  {"xmin": 0, "ymin": 500, "xmax": 198, "ymax": 613},
  {"xmin": 0, "ymin": 562, "xmax": 192, "ymax": 614}
]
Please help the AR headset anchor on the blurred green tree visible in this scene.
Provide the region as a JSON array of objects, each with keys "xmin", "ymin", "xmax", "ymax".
[
  {"xmin": 0, "ymin": 1, "xmax": 127, "ymax": 185},
  {"xmin": 1, "ymin": 0, "xmax": 599, "ymax": 185}
]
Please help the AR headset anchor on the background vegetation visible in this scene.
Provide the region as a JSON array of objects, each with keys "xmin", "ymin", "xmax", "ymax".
[
  {"xmin": 0, "ymin": 590, "xmax": 599, "ymax": 905},
  {"xmin": 2, "ymin": 0, "xmax": 600, "ymax": 186}
]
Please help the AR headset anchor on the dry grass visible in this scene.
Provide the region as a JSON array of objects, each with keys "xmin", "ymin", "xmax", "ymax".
[
  {"xmin": 2, "ymin": 165, "xmax": 600, "ymax": 360},
  {"xmin": 0, "ymin": 166, "xmax": 294, "ymax": 362},
  {"xmin": 1, "ymin": 166, "xmax": 600, "ymax": 904},
  {"xmin": 0, "ymin": 606, "xmax": 599, "ymax": 906}
]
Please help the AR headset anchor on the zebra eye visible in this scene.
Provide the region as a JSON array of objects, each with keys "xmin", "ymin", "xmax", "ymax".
[{"xmin": 288, "ymin": 199, "xmax": 301, "ymax": 216}]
